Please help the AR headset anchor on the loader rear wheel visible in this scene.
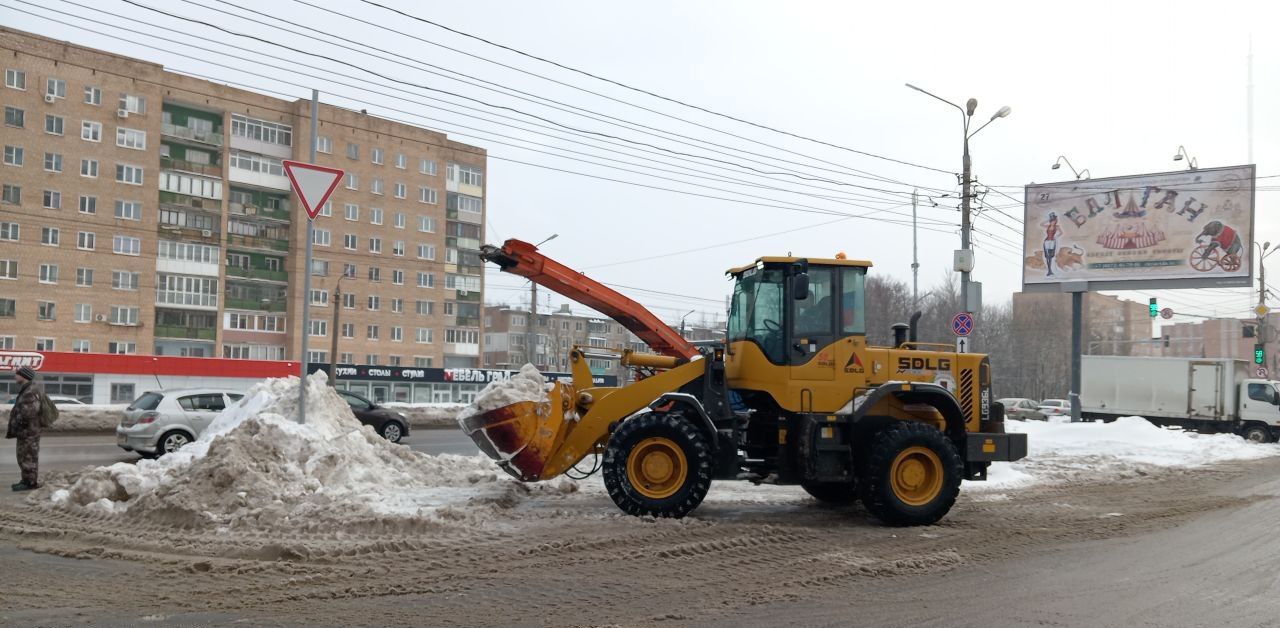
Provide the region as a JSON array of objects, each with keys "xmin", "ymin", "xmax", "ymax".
[
  {"xmin": 859, "ymin": 421, "xmax": 962, "ymax": 526},
  {"xmin": 603, "ymin": 412, "xmax": 713, "ymax": 518},
  {"xmin": 801, "ymin": 481, "xmax": 858, "ymax": 505}
]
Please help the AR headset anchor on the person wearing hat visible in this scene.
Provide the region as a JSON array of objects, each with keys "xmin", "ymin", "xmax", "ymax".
[
  {"xmin": 1041, "ymin": 212, "xmax": 1062, "ymax": 277},
  {"xmin": 6, "ymin": 366, "xmax": 42, "ymax": 491}
]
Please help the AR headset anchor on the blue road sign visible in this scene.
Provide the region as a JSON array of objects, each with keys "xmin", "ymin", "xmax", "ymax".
[{"xmin": 951, "ymin": 312, "xmax": 974, "ymax": 337}]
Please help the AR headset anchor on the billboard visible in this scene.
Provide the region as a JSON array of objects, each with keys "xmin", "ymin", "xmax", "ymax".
[{"xmin": 1022, "ymin": 165, "xmax": 1255, "ymax": 291}]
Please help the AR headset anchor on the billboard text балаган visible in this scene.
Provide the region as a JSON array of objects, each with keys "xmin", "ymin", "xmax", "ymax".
[{"xmin": 1022, "ymin": 165, "xmax": 1255, "ymax": 291}]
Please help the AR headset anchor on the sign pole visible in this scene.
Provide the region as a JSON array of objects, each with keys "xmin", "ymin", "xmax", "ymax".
[
  {"xmin": 299, "ymin": 89, "xmax": 319, "ymax": 424},
  {"xmin": 1070, "ymin": 290, "xmax": 1083, "ymax": 423}
]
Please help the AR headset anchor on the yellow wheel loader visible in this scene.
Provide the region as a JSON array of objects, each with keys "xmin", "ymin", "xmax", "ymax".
[{"xmin": 462, "ymin": 239, "xmax": 1026, "ymax": 525}]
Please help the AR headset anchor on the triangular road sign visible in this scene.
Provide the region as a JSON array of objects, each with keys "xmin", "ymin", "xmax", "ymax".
[{"xmin": 283, "ymin": 160, "xmax": 344, "ymax": 220}]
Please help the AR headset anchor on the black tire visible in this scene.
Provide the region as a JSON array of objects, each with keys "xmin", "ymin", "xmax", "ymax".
[
  {"xmin": 602, "ymin": 412, "xmax": 713, "ymax": 518},
  {"xmin": 858, "ymin": 421, "xmax": 963, "ymax": 526},
  {"xmin": 1241, "ymin": 424, "xmax": 1273, "ymax": 444},
  {"xmin": 156, "ymin": 430, "xmax": 193, "ymax": 457},
  {"xmin": 801, "ymin": 481, "xmax": 858, "ymax": 505},
  {"xmin": 380, "ymin": 421, "xmax": 405, "ymax": 443}
]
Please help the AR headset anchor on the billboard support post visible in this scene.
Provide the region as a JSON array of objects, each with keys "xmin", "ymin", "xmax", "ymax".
[{"xmin": 1071, "ymin": 291, "xmax": 1083, "ymax": 423}]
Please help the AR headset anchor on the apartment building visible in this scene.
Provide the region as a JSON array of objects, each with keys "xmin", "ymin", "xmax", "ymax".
[
  {"xmin": 0, "ymin": 27, "xmax": 486, "ymax": 367},
  {"xmin": 482, "ymin": 305, "xmax": 635, "ymax": 378}
]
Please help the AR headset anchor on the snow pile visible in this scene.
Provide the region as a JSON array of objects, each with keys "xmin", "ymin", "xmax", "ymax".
[
  {"xmin": 48, "ymin": 373, "xmax": 576, "ymax": 529},
  {"xmin": 977, "ymin": 416, "xmax": 1280, "ymax": 490},
  {"xmin": 461, "ymin": 363, "xmax": 552, "ymax": 419}
]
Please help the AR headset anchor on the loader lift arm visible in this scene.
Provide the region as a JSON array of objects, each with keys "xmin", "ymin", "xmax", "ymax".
[{"xmin": 480, "ymin": 238, "xmax": 700, "ymax": 361}]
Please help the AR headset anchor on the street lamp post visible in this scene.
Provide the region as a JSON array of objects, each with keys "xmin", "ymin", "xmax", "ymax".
[
  {"xmin": 1173, "ymin": 146, "xmax": 1199, "ymax": 170},
  {"xmin": 1051, "ymin": 156, "xmax": 1091, "ymax": 180},
  {"xmin": 1256, "ymin": 241, "xmax": 1275, "ymax": 368},
  {"xmin": 526, "ymin": 234, "xmax": 558, "ymax": 368},
  {"xmin": 906, "ymin": 83, "xmax": 1010, "ymax": 318},
  {"xmin": 328, "ymin": 274, "xmax": 346, "ymax": 387}
]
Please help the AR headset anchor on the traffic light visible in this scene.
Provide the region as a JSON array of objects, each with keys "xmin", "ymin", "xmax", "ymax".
[
  {"xmin": 1149, "ymin": 297, "xmax": 1158, "ymax": 318},
  {"xmin": 1255, "ymin": 344, "xmax": 1265, "ymax": 365}
]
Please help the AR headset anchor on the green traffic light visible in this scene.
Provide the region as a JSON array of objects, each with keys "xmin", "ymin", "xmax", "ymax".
[{"xmin": 1256, "ymin": 344, "xmax": 1265, "ymax": 365}]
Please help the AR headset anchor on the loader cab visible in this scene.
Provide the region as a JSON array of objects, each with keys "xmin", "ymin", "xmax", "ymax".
[{"xmin": 726, "ymin": 256, "xmax": 870, "ymax": 368}]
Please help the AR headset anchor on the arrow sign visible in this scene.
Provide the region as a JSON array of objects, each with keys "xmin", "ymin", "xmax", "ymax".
[
  {"xmin": 956, "ymin": 337, "xmax": 968, "ymax": 353},
  {"xmin": 283, "ymin": 160, "xmax": 344, "ymax": 220}
]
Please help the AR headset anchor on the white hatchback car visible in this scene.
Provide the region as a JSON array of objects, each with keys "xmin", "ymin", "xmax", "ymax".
[{"xmin": 116, "ymin": 388, "xmax": 244, "ymax": 457}]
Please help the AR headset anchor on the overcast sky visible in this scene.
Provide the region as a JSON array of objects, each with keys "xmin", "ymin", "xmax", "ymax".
[{"xmin": 8, "ymin": 0, "xmax": 1278, "ymax": 329}]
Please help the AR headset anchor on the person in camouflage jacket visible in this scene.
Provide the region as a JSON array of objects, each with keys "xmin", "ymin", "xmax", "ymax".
[{"xmin": 6, "ymin": 366, "xmax": 42, "ymax": 491}]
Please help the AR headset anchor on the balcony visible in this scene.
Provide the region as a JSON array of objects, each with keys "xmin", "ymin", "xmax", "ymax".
[
  {"xmin": 229, "ymin": 201, "xmax": 290, "ymax": 222},
  {"xmin": 445, "ymin": 342, "xmax": 480, "ymax": 357},
  {"xmin": 446, "ymin": 206, "xmax": 483, "ymax": 225},
  {"xmin": 226, "ymin": 233, "xmax": 289, "ymax": 252},
  {"xmin": 155, "ymin": 290, "xmax": 218, "ymax": 310},
  {"xmin": 161, "ymin": 123, "xmax": 223, "ymax": 146},
  {"xmin": 226, "ymin": 266, "xmax": 288, "ymax": 282},
  {"xmin": 159, "ymin": 191, "xmax": 218, "ymax": 211},
  {"xmin": 454, "ymin": 315, "xmax": 480, "ymax": 328},
  {"xmin": 154, "ymin": 325, "xmax": 216, "ymax": 341},
  {"xmin": 161, "ymin": 156, "xmax": 222, "ymax": 177},
  {"xmin": 454, "ymin": 290, "xmax": 481, "ymax": 303},
  {"xmin": 225, "ymin": 297, "xmax": 287, "ymax": 312},
  {"xmin": 157, "ymin": 223, "xmax": 220, "ymax": 244},
  {"xmin": 446, "ymin": 236, "xmax": 482, "ymax": 251}
]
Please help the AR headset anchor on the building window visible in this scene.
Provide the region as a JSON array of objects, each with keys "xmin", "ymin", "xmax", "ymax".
[
  {"xmin": 3, "ymin": 145, "xmax": 21, "ymax": 166},
  {"xmin": 319, "ymin": 200, "xmax": 332, "ymax": 217},
  {"xmin": 112, "ymin": 270, "xmax": 140, "ymax": 290},
  {"xmin": 38, "ymin": 264, "xmax": 59, "ymax": 284},
  {"xmin": 4, "ymin": 107, "xmax": 24, "ymax": 128},
  {"xmin": 313, "ymin": 228, "xmax": 331, "ymax": 246},
  {"xmin": 311, "ymin": 260, "xmax": 329, "ymax": 276},
  {"xmin": 156, "ymin": 275, "xmax": 218, "ymax": 307},
  {"xmin": 343, "ymin": 233, "xmax": 357, "ymax": 250},
  {"xmin": 43, "ymin": 153, "xmax": 62, "ymax": 173},
  {"xmin": 118, "ymin": 94, "xmax": 146, "ymax": 114},
  {"xmin": 83, "ymin": 86, "xmax": 101, "ymax": 105},
  {"xmin": 368, "ymin": 266, "xmax": 381, "ymax": 282},
  {"xmin": 116, "ymin": 164, "xmax": 144, "ymax": 185},
  {"xmin": 110, "ymin": 383, "xmax": 136, "ymax": 403},
  {"xmin": 45, "ymin": 114, "xmax": 64, "ymax": 136},
  {"xmin": 41, "ymin": 226, "xmax": 60, "ymax": 246},
  {"xmin": 37, "ymin": 301, "xmax": 55, "ymax": 320},
  {"xmin": 72, "ymin": 340, "xmax": 90, "ymax": 353},
  {"xmin": 159, "ymin": 240, "xmax": 218, "ymax": 264},
  {"xmin": 415, "ymin": 301, "xmax": 434, "ymax": 315},
  {"xmin": 392, "ymin": 269, "xmax": 405, "ymax": 285},
  {"xmin": 417, "ymin": 244, "xmax": 435, "ymax": 260},
  {"xmin": 392, "ymin": 241, "xmax": 405, "ymax": 256},
  {"xmin": 341, "ymin": 323, "xmax": 354, "ymax": 339},
  {"xmin": 230, "ymin": 114, "xmax": 292, "ymax": 146},
  {"xmin": 77, "ymin": 231, "xmax": 95, "ymax": 250},
  {"xmin": 46, "ymin": 77, "xmax": 66, "ymax": 99},
  {"xmin": 113, "ymin": 235, "xmax": 141, "ymax": 255},
  {"xmin": 372, "ymin": 147, "xmax": 384, "ymax": 165},
  {"xmin": 1, "ymin": 185, "xmax": 18, "ymax": 205},
  {"xmin": 369, "ymin": 237, "xmax": 382, "ymax": 254},
  {"xmin": 80, "ymin": 159, "xmax": 99, "ymax": 178},
  {"xmin": 309, "ymin": 320, "xmax": 328, "ymax": 336},
  {"xmin": 114, "ymin": 200, "xmax": 142, "ymax": 220},
  {"xmin": 371, "ymin": 178, "xmax": 384, "ymax": 195},
  {"xmin": 109, "ymin": 306, "xmax": 139, "ymax": 326},
  {"xmin": 393, "ymin": 183, "xmax": 407, "ymax": 199},
  {"xmin": 108, "ymin": 342, "xmax": 137, "ymax": 355},
  {"xmin": 310, "ymin": 289, "xmax": 329, "ymax": 306},
  {"xmin": 418, "ymin": 216, "xmax": 436, "ymax": 232},
  {"xmin": 367, "ymin": 295, "xmax": 381, "ymax": 311},
  {"xmin": 395, "ymin": 153, "xmax": 407, "ymax": 169},
  {"xmin": 78, "ymin": 196, "xmax": 97, "ymax": 214},
  {"xmin": 418, "ymin": 187, "xmax": 437, "ymax": 204},
  {"xmin": 455, "ymin": 194, "xmax": 483, "ymax": 215},
  {"xmin": 80, "ymin": 120, "xmax": 101, "ymax": 141},
  {"xmin": 116, "ymin": 127, "xmax": 147, "ymax": 150},
  {"xmin": 448, "ymin": 163, "xmax": 484, "ymax": 186},
  {"xmin": 416, "ymin": 328, "xmax": 433, "ymax": 344},
  {"xmin": 0, "ymin": 222, "xmax": 16, "ymax": 241},
  {"xmin": 0, "ymin": 261, "xmax": 15, "ymax": 280},
  {"xmin": 391, "ymin": 298, "xmax": 403, "ymax": 313},
  {"xmin": 391, "ymin": 327, "xmax": 403, "ymax": 342},
  {"xmin": 343, "ymin": 203, "xmax": 360, "ymax": 221},
  {"xmin": 76, "ymin": 268, "xmax": 93, "ymax": 287},
  {"xmin": 342, "ymin": 292, "xmax": 356, "ymax": 309},
  {"xmin": 229, "ymin": 150, "xmax": 284, "ymax": 176},
  {"xmin": 346, "ymin": 142, "xmax": 359, "ymax": 160},
  {"xmin": 316, "ymin": 135, "xmax": 332, "ymax": 153},
  {"xmin": 367, "ymin": 325, "xmax": 380, "ymax": 341},
  {"xmin": 417, "ymin": 272, "xmax": 434, "ymax": 288},
  {"xmin": 36, "ymin": 338, "xmax": 55, "ymax": 351},
  {"xmin": 4, "ymin": 69, "xmax": 25, "ymax": 90},
  {"xmin": 371, "ymin": 207, "xmax": 383, "ymax": 225},
  {"xmin": 420, "ymin": 159, "xmax": 437, "ymax": 175},
  {"xmin": 42, "ymin": 191, "xmax": 61, "ymax": 210}
]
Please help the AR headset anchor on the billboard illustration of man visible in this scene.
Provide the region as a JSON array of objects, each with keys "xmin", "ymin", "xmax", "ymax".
[{"xmin": 1041, "ymin": 212, "xmax": 1062, "ymax": 276}]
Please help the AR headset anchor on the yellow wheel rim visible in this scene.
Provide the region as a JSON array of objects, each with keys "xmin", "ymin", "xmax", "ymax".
[
  {"xmin": 626, "ymin": 437, "xmax": 688, "ymax": 500},
  {"xmin": 889, "ymin": 445, "xmax": 944, "ymax": 507}
]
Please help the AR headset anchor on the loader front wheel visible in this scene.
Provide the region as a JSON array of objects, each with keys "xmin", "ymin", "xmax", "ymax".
[
  {"xmin": 859, "ymin": 421, "xmax": 962, "ymax": 526},
  {"xmin": 603, "ymin": 412, "xmax": 713, "ymax": 518}
]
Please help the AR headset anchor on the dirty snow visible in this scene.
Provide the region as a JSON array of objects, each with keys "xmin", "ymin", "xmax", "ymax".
[
  {"xmin": 48, "ymin": 373, "xmax": 575, "ymax": 529},
  {"xmin": 461, "ymin": 363, "xmax": 552, "ymax": 419},
  {"xmin": 975, "ymin": 416, "xmax": 1280, "ymax": 491}
]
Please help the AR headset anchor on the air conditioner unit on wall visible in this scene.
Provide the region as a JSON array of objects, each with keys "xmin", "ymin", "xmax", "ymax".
[
  {"xmin": 95, "ymin": 314, "xmax": 105, "ymax": 322},
  {"xmin": 44, "ymin": 94, "xmax": 55, "ymax": 104},
  {"xmin": 201, "ymin": 230, "xmax": 212, "ymax": 237},
  {"xmin": 117, "ymin": 108, "xmax": 129, "ymax": 118}
]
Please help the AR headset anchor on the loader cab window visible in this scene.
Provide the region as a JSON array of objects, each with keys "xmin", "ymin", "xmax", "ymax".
[
  {"xmin": 793, "ymin": 267, "xmax": 835, "ymax": 336},
  {"xmin": 729, "ymin": 266, "xmax": 786, "ymax": 363},
  {"xmin": 840, "ymin": 267, "xmax": 866, "ymax": 335}
]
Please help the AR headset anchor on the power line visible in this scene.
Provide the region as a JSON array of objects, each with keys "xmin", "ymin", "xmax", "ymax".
[{"xmin": 354, "ymin": 0, "xmax": 958, "ymax": 177}]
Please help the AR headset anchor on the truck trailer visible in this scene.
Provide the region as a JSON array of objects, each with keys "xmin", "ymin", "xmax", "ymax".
[{"xmin": 1080, "ymin": 355, "xmax": 1280, "ymax": 442}]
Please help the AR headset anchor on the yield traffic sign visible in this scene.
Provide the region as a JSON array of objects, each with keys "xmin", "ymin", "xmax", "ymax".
[
  {"xmin": 951, "ymin": 312, "xmax": 974, "ymax": 337},
  {"xmin": 283, "ymin": 160, "xmax": 344, "ymax": 220}
]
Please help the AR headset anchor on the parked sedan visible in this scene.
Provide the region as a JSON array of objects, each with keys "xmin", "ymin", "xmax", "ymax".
[
  {"xmin": 337, "ymin": 390, "xmax": 410, "ymax": 443},
  {"xmin": 999, "ymin": 397, "xmax": 1046, "ymax": 421},
  {"xmin": 116, "ymin": 388, "xmax": 244, "ymax": 457},
  {"xmin": 1038, "ymin": 398, "xmax": 1070, "ymax": 417}
]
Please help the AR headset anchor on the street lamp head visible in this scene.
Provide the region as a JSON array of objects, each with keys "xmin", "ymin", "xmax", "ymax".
[
  {"xmin": 992, "ymin": 105, "xmax": 1012, "ymax": 120},
  {"xmin": 535, "ymin": 233, "xmax": 559, "ymax": 247},
  {"xmin": 1051, "ymin": 162, "xmax": 1061, "ymax": 170},
  {"xmin": 965, "ymin": 98, "xmax": 978, "ymax": 117},
  {"xmin": 1173, "ymin": 154, "xmax": 1184, "ymax": 161}
]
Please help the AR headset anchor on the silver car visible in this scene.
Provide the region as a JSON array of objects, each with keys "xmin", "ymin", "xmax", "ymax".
[
  {"xmin": 999, "ymin": 397, "xmax": 1046, "ymax": 421},
  {"xmin": 116, "ymin": 388, "xmax": 243, "ymax": 457}
]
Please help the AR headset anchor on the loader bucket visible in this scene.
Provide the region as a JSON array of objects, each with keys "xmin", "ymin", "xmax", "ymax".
[{"xmin": 459, "ymin": 382, "xmax": 570, "ymax": 482}]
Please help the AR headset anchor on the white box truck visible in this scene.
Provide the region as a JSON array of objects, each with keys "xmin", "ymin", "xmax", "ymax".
[{"xmin": 1081, "ymin": 355, "xmax": 1280, "ymax": 442}]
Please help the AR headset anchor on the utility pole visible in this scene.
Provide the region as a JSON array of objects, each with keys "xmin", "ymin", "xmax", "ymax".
[
  {"xmin": 960, "ymin": 127, "xmax": 972, "ymax": 314},
  {"xmin": 911, "ymin": 189, "xmax": 919, "ymax": 309},
  {"xmin": 298, "ymin": 89, "xmax": 319, "ymax": 424},
  {"xmin": 527, "ymin": 282, "xmax": 538, "ymax": 368},
  {"xmin": 329, "ymin": 276, "xmax": 343, "ymax": 386}
]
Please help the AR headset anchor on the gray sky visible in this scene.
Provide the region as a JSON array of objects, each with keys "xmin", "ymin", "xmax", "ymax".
[{"xmin": 8, "ymin": 0, "xmax": 1278, "ymax": 329}]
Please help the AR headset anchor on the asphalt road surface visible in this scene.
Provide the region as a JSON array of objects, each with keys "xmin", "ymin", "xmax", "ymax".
[{"xmin": 0, "ymin": 428, "xmax": 480, "ymax": 476}]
